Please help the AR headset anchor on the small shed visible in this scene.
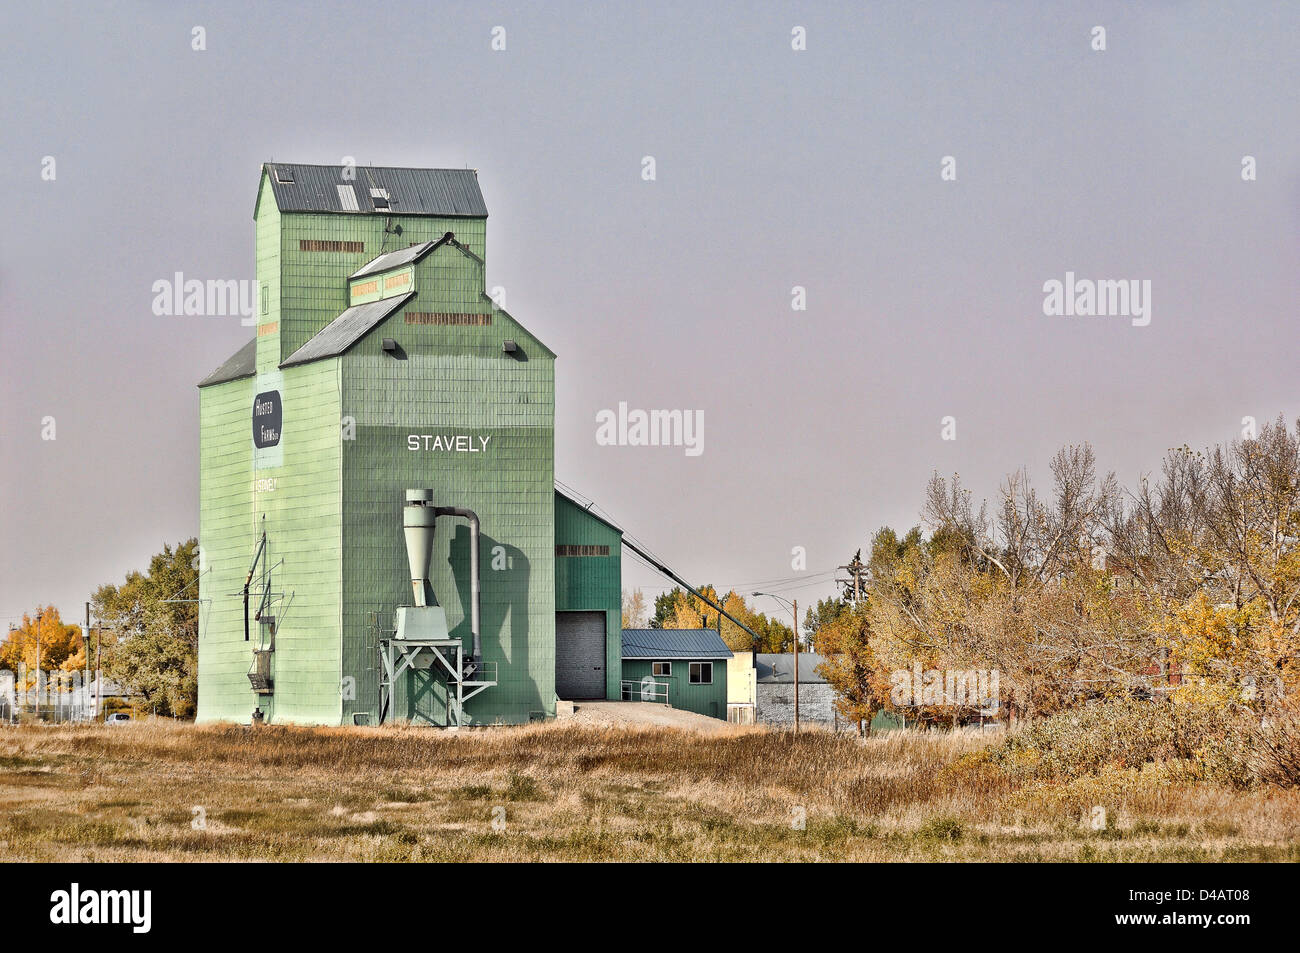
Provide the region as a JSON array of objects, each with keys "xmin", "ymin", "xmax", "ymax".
[
  {"xmin": 755, "ymin": 653, "xmax": 902, "ymax": 731},
  {"xmin": 621, "ymin": 629, "xmax": 732, "ymax": 720},
  {"xmin": 756, "ymin": 653, "xmax": 838, "ymax": 728}
]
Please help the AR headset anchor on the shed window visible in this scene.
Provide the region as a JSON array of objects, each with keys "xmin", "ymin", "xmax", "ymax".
[
  {"xmin": 689, "ymin": 662, "xmax": 713, "ymax": 685},
  {"xmin": 652, "ymin": 661, "xmax": 671, "ymax": 677}
]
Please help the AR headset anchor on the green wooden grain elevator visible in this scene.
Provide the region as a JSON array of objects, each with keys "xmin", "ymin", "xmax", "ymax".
[{"xmin": 197, "ymin": 163, "xmax": 623, "ymax": 726}]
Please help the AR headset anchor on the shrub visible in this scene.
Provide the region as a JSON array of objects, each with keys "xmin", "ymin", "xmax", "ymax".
[
  {"xmin": 1255, "ymin": 698, "xmax": 1300, "ymax": 788},
  {"xmin": 988, "ymin": 699, "xmax": 1255, "ymax": 787},
  {"xmin": 917, "ymin": 816, "xmax": 964, "ymax": 841}
]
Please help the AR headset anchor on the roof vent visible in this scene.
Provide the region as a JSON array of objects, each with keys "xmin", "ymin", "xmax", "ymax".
[
  {"xmin": 502, "ymin": 340, "xmax": 518, "ymax": 354},
  {"xmin": 382, "ymin": 338, "xmax": 398, "ymax": 353}
]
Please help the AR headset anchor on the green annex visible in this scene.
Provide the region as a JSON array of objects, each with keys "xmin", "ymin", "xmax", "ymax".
[
  {"xmin": 620, "ymin": 629, "xmax": 732, "ymax": 719},
  {"xmin": 197, "ymin": 163, "xmax": 731, "ymax": 727}
]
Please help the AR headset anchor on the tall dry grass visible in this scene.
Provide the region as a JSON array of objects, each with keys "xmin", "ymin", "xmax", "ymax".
[{"xmin": 1, "ymin": 720, "xmax": 1297, "ymax": 861}]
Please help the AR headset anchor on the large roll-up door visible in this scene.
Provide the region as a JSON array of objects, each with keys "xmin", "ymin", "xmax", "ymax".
[{"xmin": 555, "ymin": 611, "xmax": 606, "ymax": 699}]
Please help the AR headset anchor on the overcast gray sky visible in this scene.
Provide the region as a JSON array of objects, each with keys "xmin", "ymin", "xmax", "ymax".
[{"xmin": 1, "ymin": 1, "xmax": 1296, "ymax": 628}]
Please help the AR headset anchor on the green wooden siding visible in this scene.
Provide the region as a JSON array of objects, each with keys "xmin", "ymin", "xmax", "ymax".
[
  {"xmin": 340, "ymin": 259, "xmax": 555, "ymax": 725},
  {"xmin": 621, "ymin": 658, "xmax": 728, "ymax": 719},
  {"xmin": 276, "ymin": 199, "xmax": 486, "ymax": 361},
  {"xmin": 554, "ymin": 495, "xmax": 623, "ymax": 700},
  {"xmin": 201, "ymin": 170, "xmax": 553, "ymax": 726},
  {"xmin": 254, "ymin": 180, "xmax": 281, "ymax": 375},
  {"xmin": 196, "ymin": 377, "xmax": 256, "ymax": 722}
]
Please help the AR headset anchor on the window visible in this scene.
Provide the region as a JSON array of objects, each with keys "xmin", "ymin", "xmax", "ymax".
[
  {"xmin": 555, "ymin": 544, "xmax": 609, "ymax": 557},
  {"xmin": 652, "ymin": 661, "xmax": 671, "ymax": 677},
  {"xmin": 689, "ymin": 662, "xmax": 713, "ymax": 685},
  {"xmin": 405, "ymin": 312, "xmax": 492, "ymax": 327},
  {"xmin": 260, "ymin": 284, "xmax": 268, "ymax": 315},
  {"xmin": 300, "ymin": 239, "xmax": 364, "ymax": 253}
]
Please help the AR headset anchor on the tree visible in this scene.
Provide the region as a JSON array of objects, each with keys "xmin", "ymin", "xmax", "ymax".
[
  {"xmin": 650, "ymin": 588, "xmax": 682, "ymax": 628},
  {"xmin": 0, "ymin": 606, "xmax": 85, "ymax": 691},
  {"xmin": 652, "ymin": 584, "xmax": 793, "ymax": 652},
  {"xmin": 803, "ymin": 596, "xmax": 848, "ymax": 653},
  {"xmin": 857, "ymin": 418, "xmax": 1300, "ymax": 728},
  {"xmin": 815, "ymin": 602, "xmax": 883, "ymax": 735},
  {"xmin": 622, "ymin": 588, "xmax": 650, "ymax": 628},
  {"xmin": 93, "ymin": 539, "xmax": 199, "ymax": 717}
]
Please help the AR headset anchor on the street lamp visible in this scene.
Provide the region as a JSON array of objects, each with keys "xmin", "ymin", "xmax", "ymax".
[{"xmin": 754, "ymin": 592, "xmax": 800, "ymax": 734}]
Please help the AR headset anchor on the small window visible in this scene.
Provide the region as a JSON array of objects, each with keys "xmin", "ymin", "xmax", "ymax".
[
  {"xmin": 652, "ymin": 661, "xmax": 671, "ymax": 677},
  {"xmin": 300, "ymin": 239, "xmax": 364, "ymax": 253},
  {"xmin": 555, "ymin": 544, "xmax": 610, "ymax": 557},
  {"xmin": 689, "ymin": 662, "xmax": 713, "ymax": 685},
  {"xmin": 274, "ymin": 166, "xmax": 294, "ymax": 184},
  {"xmin": 370, "ymin": 187, "xmax": 390, "ymax": 210},
  {"xmin": 260, "ymin": 284, "xmax": 269, "ymax": 315}
]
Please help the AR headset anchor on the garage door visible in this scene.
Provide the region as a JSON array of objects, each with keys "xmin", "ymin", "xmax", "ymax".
[{"xmin": 556, "ymin": 611, "xmax": 606, "ymax": 699}]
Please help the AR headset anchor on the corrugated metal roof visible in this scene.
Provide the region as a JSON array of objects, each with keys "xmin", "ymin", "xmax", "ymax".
[
  {"xmin": 263, "ymin": 163, "xmax": 488, "ymax": 217},
  {"xmin": 280, "ymin": 292, "xmax": 416, "ymax": 367},
  {"xmin": 350, "ymin": 236, "xmax": 447, "ymax": 279},
  {"xmin": 197, "ymin": 337, "xmax": 257, "ymax": 388},
  {"xmin": 621, "ymin": 629, "xmax": 733, "ymax": 660},
  {"xmin": 755, "ymin": 653, "xmax": 828, "ymax": 684}
]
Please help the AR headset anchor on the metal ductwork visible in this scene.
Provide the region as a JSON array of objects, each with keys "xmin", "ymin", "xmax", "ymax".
[{"xmin": 398, "ymin": 490, "xmax": 482, "ymax": 668}]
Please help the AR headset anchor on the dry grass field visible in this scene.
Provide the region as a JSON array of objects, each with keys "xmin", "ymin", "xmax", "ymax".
[{"xmin": 2, "ymin": 720, "xmax": 1299, "ymax": 862}]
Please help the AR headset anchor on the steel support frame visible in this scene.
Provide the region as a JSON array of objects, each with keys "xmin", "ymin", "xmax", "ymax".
[{"xmin": 378, "ymin": 638, "xmax": 495, "ymax": 728}]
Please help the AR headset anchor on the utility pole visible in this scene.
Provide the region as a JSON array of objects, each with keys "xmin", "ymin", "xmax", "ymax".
[
  {"xmin": 95, "ymin": 623, "xmax": 103, "ymax": 722},
  {"xmin": 85, "ymin": 603, "xmax": 91, "ymax": 720},
  {"xmin": 838, "ymin": 550, "xmax": 867, "ymax": 604},
  {"xmin": 34, "ymin": 614, "xmax": 40, "ymax": 720},
  {"xmin": 793, "ymin": 597, "xmax": 799, "ymax": 735},
  {"xmin": 753, "ymin": 592, "xmax": 800, "ymax": 735},
  {"xmin": 6, "ymin": 624, "xmax": 15, "ymax": 718}
]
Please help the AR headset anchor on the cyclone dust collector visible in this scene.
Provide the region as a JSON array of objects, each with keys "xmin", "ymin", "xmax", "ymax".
[
  {"xmin": 379, "ymin": 489, "xmax": 494, "ymax": 725},
  {"xmin": 395, "ymin": 489, "xmax": 481, "ymax": 665}
]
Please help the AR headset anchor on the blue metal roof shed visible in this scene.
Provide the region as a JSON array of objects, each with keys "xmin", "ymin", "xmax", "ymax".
[
  {"xmin": 621, "ymin": 629, "xmax": 733, "ymax": 660},
  {"xmin": 621, "ymin": 629, "xmax": 731, "ymax": 719}
]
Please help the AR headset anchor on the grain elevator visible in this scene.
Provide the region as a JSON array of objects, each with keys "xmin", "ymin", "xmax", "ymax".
[{"xmin": 197, "ymin": 163, "xmax": 624, "ymax": 726}]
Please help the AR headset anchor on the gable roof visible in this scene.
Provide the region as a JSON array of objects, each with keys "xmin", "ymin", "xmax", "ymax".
[
  {"xmin": 348, "ymin": 232, "xmax": 482, "ymax": 280},
  {"xmin": 280, "ymin": 292, "xmax": 416, "ymax": 367},
  {"xmin": 197, "ymin": 337, "xmax": 257, "ymax": 388},
  {"xmin": 555, "ymin": 485, "xmax": 624, "ymax": 535},
  {"xmin": 755, "ymin": 653, "xmax": 827, "ymax": 684},
  {"xmin": 350, "ymin": 238, "xmax": 446, "ymax": 280},
  {"xmin": 261, "ymin": 163, "xmax": 487, "ymax": 217},
  {"xmin": 622, "ymin": 629, "xmax": 733, "ymax": 660}
]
